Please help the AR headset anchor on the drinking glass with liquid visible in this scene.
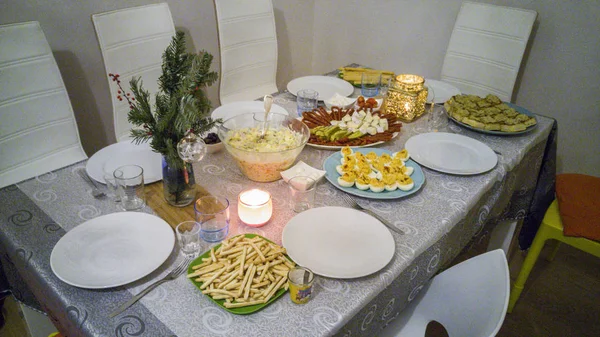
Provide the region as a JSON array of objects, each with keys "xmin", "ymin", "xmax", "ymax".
[
  {"xmin": 194, "ymin": 196, "xmax": 230, "ymax": 242},
  {"xmin": 361, "ymin": 72, "xmax": 382, "ymax": 97}
]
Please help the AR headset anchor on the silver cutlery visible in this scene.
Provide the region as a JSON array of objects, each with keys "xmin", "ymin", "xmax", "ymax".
[
  {"xmin": 340, "ymin": 193, "xmax": 405, "ymax": 235},
  {"xmin": 109, "ymin": 256, "xmax": 192, "ymax": 318},
  {"xmin": 78, "ymin": 170, "xmax": 106, "ymax": 198}
]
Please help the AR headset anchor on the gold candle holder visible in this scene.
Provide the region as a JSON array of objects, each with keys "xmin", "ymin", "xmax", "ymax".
[{"xmin": 382, "ymin": 74, "xmax": 428, "ymax": 122}]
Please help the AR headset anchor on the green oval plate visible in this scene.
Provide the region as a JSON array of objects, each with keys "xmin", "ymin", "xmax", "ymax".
[{"xmin": 187, "ymin": 233, "xmax": 294, "ymax": 315}]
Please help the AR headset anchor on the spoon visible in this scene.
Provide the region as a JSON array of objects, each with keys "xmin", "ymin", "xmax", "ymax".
[{"xmin": 260, "ymin": 94, "xmax": 274, "ymax": 138}]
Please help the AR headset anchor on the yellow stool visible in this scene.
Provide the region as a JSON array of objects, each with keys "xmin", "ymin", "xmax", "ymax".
[{"xmin": 508, "ymin": 199, "xmax": 600, "ymax": 313}]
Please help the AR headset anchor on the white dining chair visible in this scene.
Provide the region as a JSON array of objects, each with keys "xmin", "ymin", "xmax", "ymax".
[
  {"xmin": 379, "ymin": 249, "xmax": 509, "ymax": 337},
  {"xmin": 214, "ymin": 0, "xmax": 279, "ymax": 105},
  {"xmin": 92, "ymin": 3, "xmax": 176, "ymax": 142},
  {"xmin": 0, "ymin": 21, "xmax": 87, "ymax": 189},
  {"xmin": 440, "ymin": 1, "xmax": 537, "ymax": 102}
]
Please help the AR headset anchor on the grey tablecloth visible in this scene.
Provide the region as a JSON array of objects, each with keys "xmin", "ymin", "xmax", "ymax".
[{"xmin": 0, "ymin": 71, "xmax": 554, "ymax": 337}]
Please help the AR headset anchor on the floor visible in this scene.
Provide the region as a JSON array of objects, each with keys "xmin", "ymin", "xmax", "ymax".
[
  {"xmin": 1, "ymin": 243, "xmax": 598, "ymax": 337},
  {"xmin": 498, "ymin": 243, "xmax": 600, "ymax": 337}
]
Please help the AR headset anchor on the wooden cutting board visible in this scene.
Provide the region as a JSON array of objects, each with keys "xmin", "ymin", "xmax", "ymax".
[{"xmin": 145, "ymin": 182, "xmax": 210, "ymax": 229}]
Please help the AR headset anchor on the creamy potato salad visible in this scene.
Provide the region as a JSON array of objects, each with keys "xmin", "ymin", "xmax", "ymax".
[{"xmin": 226, "ymin": 127, "xmax": 303, "ymax": 152}]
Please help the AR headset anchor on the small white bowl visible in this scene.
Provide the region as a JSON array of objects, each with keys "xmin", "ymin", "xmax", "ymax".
[
  {"xmin": 280, "ymin": 161, "xmax": 326, "ymax": 183},
  {"xmin": 203, "ymin": 126, "xmax": 223, "ymax": 154},
  {"xmin": 206, "ymin": 142, "xmax": 224, "ymax": 154},
  {"xmin": 354, "ymin": 97, "xmax": 384, "ymax": 111},
  {"xmin": 324, "ymin": 93, "xmax": 357, "ymax": 110}
]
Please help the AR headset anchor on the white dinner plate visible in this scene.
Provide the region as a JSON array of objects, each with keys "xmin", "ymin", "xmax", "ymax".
[
  {"xmin": 50, "ymin": 212, "xmax": 175, "ymax": 289},
  {"xmin": 86, "ymin": 140, "xmax": 163, "ymax": 184},
  {"xmin": 287, "ymin": 76, "xmax": 354, "ymax": 101},
  {"xmin": 425, "ymin": 79, "xmax": 461, "ymax": 103},
  {"xmin": 211, "ymin": 101, "xmax": 288, "ymax": 121},
  {"xmin": 282, "ymin": 207, "xmax": 395, "ymax": 278},
  {"xmin": 405, "ymin": 132, "xmax": 497, "ymax": 175}
]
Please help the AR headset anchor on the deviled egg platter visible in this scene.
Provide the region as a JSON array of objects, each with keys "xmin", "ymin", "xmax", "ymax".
[{"xmin": 335, "ymin": 146, "xmax": 415, "ymax": 193}]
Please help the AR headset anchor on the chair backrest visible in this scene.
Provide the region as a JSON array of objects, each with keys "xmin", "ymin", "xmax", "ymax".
[
  {"xmin": 441, "ymin": 1, "xmax": 537, "ymax": 102},
  {"xmin": 214, "ymin": 0, "xmax": 278, "ymax": 104},
  {"xmin": 0, "ymin": 21, "xmax": 87, "ymax": 188},
  {"xmin": 92, "ymin": 3, "xmax": 176, "ymax": 142},
  {"xmin": 380, "ymin": 249, "xmax": 509, "ymax": 337}
]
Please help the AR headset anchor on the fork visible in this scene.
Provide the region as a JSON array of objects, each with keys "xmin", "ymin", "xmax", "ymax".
[
  {"xmin": 78, "ymin": 170, "xmax": 106, "ymax": 198},
  {"xmin": 109, "ymin": 256, "xmax": 192, "ymax": 318},
  {"xmin": 340, "ymin": 193, "xmax": 405, "ymax": 235}
]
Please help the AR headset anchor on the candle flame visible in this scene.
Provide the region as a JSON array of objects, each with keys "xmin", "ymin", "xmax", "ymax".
[{"xmin": 239, "ymin": 189, "xmax": 271, "ymax": 205}]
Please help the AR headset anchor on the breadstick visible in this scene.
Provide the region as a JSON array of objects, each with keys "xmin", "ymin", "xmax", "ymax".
[
  {"xmin": 223, "ymin": 299, "xmax": 265, "ymax": 308},
  {"xmin": 200, "ymin": 267, "xmax": 226, "ymax": 290},
  {"xmin": 263, "ymin": 276, "xmax": 287, "ymax": 303},
  {"xmin": 243, "ymin": 264, "xmax": 257, "ymax": 300}
]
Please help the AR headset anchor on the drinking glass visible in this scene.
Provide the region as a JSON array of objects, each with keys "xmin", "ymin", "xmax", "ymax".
[
  {"xmin": 113, "ymin": 165, "xmax": 145, "ymax": 211},
  {"xmin": 379, "ymin": 76, "xmax": 392, "ymax": 98},
  {"xmin": 194, "ymin": 196, "xmax": 230, "ymax": 243},
  {"xmin": 361, "ymin": 72, "xmax": 381, "ymax": 97},
  {"xmin": 288, "ymin": 176, "xmax": 316, "ymax": 212},
  {"xmin": 176, "ymin": 221, "xmax": 201, "ymax": 257},
  {"xmin": 103, "ymin": 169, "xmax": 120, "ymax": 202},
  {"xmin": 296, "ymin": 89, "xmax": 319, "ymax": 117},
  {"xmin": 427, "ymin": 103, "xmax": 448, "ymax": 132},
  {"xmin": 288, "ymin": 266, "xmax": 314, "ymax": 304}
]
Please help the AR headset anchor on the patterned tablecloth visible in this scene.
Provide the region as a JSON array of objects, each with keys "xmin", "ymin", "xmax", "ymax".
[{"xmin": 0, "ymin": 70, "xmax": 554, "ymax": 336}]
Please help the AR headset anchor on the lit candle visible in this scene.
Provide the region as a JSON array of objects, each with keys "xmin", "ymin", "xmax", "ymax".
[
  {"xmin": 238, "ymin": 189, "xmax": 273, "ymax": 227},
  {"xmin": 382, "ymin": 74, "xmax": 428, "ymax": 121}
]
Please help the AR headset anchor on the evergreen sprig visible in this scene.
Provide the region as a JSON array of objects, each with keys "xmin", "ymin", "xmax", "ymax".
[{"xmin": 121, "ymin": 31, "xmax": 219, "ymax": 169}]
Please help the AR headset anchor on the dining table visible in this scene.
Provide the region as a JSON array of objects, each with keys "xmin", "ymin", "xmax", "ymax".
[{"xmin": 0, "ymin": 65, "xmax": 556, "ymax": 337}]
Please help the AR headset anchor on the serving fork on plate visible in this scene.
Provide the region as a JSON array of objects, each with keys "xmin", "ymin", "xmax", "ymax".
[
  {"xmin": 109, "ymin": 255, "xmax": 192, "ymax": 318},
  {"xmin": 339, "ymin": 193, "xmax": 405, "ymax": 235}
]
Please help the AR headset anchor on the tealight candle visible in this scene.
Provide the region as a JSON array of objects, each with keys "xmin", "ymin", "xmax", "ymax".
[{"xmin": 238, "ymin": 189, "xmax": 273, "ymax": 227}]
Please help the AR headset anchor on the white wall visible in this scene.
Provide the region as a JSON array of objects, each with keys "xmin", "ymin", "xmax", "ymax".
[
  {"xmin": 0, "ymin": 0, "xmax": 314, "ymax": 157},
  {"xmin": 0, "ymin": 0, "xmax": 598, "ymax": 175},
  {"xmin": 312, "ymin": 0, "xmax": 600, "ymax": 176}
]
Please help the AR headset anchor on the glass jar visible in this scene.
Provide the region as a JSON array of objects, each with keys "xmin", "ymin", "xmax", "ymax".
[
  {"xmin": 162, "ymin": 156, "xmax": 196, "ymax": 207},
  {"xmin": 382, "ymin": 74, "xmax": 428, "ymax": 122}
]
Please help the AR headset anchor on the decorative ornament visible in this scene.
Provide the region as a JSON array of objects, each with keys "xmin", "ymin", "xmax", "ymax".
[{"xmin": 177, "ymin": 133, "xmax": 207, "ymax": 163}]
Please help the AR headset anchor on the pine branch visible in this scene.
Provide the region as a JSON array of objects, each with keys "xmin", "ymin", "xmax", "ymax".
[
  {"xmin": 128, "ymin": 77, "xmax": 155, "ymax": 125},
  {"xmin": 111, "ymin": 30, "xmax": 219, "ymax": 167},
  {"xmin": 159, "ymin": 31, "xmax": 190, "ymax": 97}
]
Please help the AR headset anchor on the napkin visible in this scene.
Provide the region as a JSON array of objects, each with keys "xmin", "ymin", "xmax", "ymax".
[{"xmin": 280, "ymin": 161, "xmax": 326, "ymax": 184}]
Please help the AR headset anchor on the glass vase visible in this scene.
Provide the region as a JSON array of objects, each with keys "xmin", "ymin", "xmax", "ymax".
[{"xmin": 162, "ymin": 157, "xmax": 196, "ymax": 207}]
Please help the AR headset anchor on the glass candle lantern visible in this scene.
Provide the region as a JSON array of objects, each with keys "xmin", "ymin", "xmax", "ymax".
[
  {"xmin": 382, "ymin": 74, "xmax": 428, "ymax": 122},
  {"xmin": 238, "ymin": 189, "xmax": 273, "ymax": 227}
]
